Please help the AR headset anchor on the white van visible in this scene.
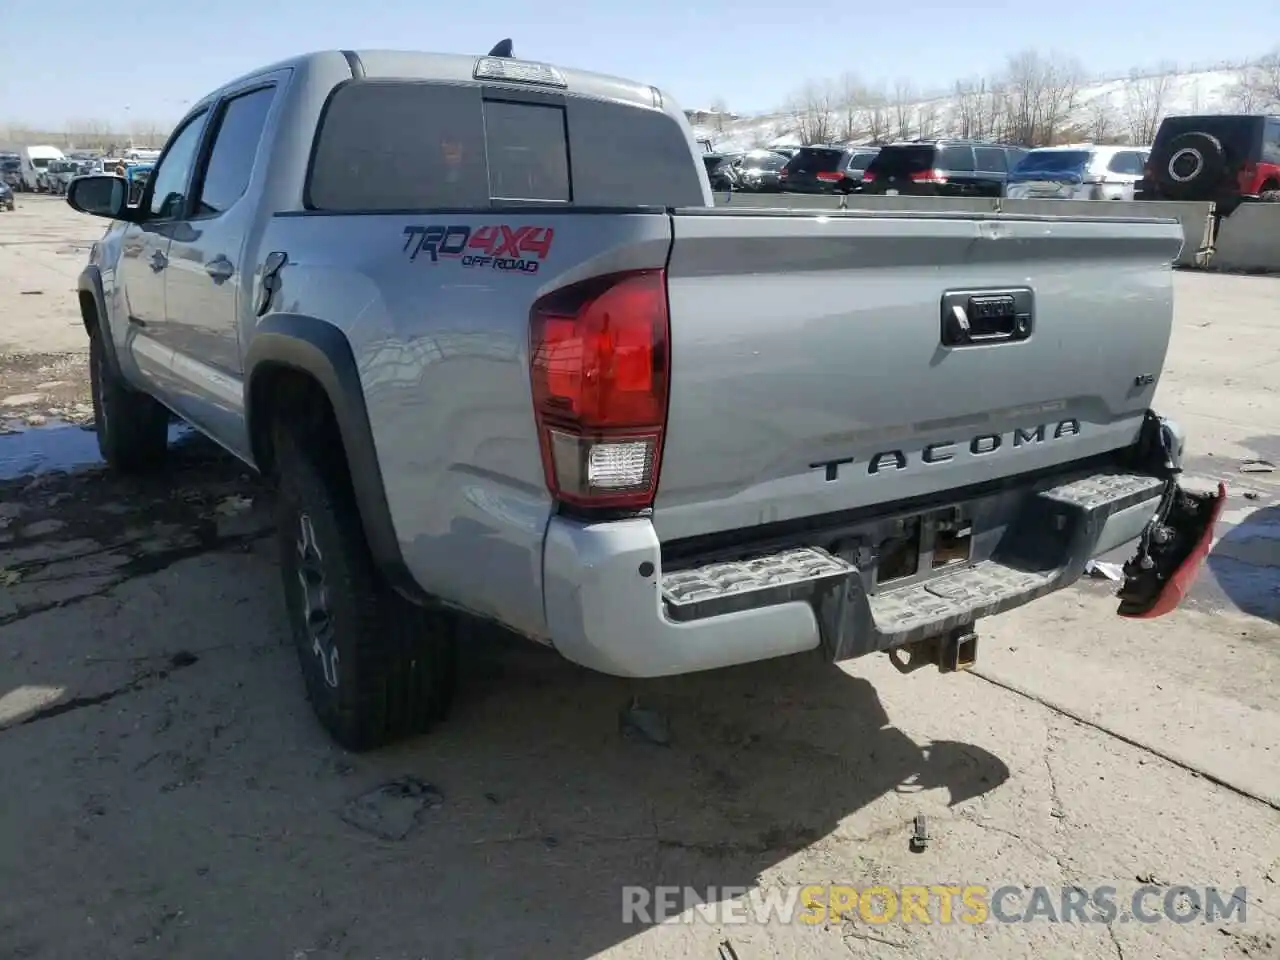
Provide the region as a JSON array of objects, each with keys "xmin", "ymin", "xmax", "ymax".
[{"xmin": 19, "ymin": 145, "xmax": 66, "ymax": 191}]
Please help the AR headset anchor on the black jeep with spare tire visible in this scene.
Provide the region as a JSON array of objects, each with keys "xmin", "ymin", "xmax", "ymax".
[{"xmin": 1135, "ymin": 113, "xmax": 1280, "ymax": 216}]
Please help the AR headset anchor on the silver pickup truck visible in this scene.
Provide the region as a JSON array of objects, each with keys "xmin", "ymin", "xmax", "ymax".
[{"xmin": 64, "ymin": 44, "xmax": 1225, "ymax": 751}]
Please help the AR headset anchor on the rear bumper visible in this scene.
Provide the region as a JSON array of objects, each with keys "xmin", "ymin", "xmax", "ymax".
[{"xmin": 542, "ymin": 436, "xmax": 1211, "ymax": 678}]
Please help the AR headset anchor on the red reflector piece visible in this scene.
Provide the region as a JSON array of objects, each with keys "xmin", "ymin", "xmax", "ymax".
[
  {"xmin": 816, "ymin": 171, "xmax": 842, "ymax": 182},
  {"xmin": 1118, "ymin": 481, "xmax": 1227, "ymax": 620},
  {"xmin": 530, "ymin": 270, "xmax": 670, "ymax": 510},
  {"xmin": 862, "ymin": 170, "xmax": 874, "ymax": 182}
]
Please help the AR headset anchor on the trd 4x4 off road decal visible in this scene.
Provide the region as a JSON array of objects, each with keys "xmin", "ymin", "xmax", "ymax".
[{"xmin": 402, "ymin": 224, "xmax": 555, "ymax": 274}]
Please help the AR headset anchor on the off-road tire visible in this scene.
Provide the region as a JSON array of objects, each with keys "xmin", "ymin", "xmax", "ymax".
[
  {"xmin": 89, "ymin": 328, "xmax": 169, "ymax": 472},
  {"xmin": 1155, "ymin": 131, "xmax": 1225, "ymax": 199},
  {"xmin": 272, "ymin": 412, "xmax": 456, "ymax": 752}
]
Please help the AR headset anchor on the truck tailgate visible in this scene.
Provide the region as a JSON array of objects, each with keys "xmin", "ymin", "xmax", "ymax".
[{"xmin": 655, "ymin": 209, "xmax": 1183, "ymax": 543}]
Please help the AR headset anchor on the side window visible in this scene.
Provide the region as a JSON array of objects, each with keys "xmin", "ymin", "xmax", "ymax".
[
  {"xmin": 147, "ymin": 111, "xmax": 208, "ymax": 220},
  {"xmin": 1107, "ymin": 152, "xmax": 1143, "ymax": 176},
  {"xmin": 974, "ymin": 147, "xmax": 1007, "ymax": 172},
  {"xmin": 1263, "ymin": 120, "xmax": 1280, "ymax": 165},
  {"xmin": 939, "ymin": 145, "xmax": 975, "ymax": 172},
  {"xmin": 193, "ymin": 86, "xmax": 276, "ymax": 217},
  {"xmin": 308, "ymin": 81, "xmax": 488, "ymax": 210},
  {"xmin": 1006, "ymin": 148, "xmax": 1028, "ymax": 169}
]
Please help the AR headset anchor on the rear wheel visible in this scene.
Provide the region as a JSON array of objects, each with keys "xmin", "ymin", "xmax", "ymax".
[
  {"xmin": 272, "ymin": 402, "xmax": 457, "ymax": 751},
  {"xmin": 89, "ymin": 327, "xmax": 169, "ymax": 472},
  {"xmin": 1259, "ymin": 190, "xmax": 1280, "ymax": 202}
]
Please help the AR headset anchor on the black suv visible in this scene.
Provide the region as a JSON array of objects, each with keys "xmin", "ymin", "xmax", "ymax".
[
  {"xmin": 1135, "ymin": 114, "xmax": 1280, "ymax": 216},
  {"xmin": 780, "ymin": 145, "xmax": 880, "ymax": 194},
  {"xmin": 860, "ymin": 140, "xmax": 1029, "ymax": 197}
]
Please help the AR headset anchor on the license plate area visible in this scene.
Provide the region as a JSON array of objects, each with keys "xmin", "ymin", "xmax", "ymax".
[{"xmin": 871, "ymin": 507, "xmax": 974, "ymax": 593}]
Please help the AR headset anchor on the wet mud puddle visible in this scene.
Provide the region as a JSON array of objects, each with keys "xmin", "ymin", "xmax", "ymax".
[
  {"xmin": 0, "ymin": 418, "xmax": 198, "ymax": 481},
  {"xmin": 0, "ymin": 417, "xmax": 104, "ymax": 480}
]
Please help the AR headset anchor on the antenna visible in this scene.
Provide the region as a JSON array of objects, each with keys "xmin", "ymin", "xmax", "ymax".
[{"xmin": 488, "ymin": 38, "xmax": 514, "ymax": 58}]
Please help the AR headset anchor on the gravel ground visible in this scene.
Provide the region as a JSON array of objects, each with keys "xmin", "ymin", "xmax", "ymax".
[{"xmin": 0, "ymin": 195, "xmax": 1276, "ymax": 960}]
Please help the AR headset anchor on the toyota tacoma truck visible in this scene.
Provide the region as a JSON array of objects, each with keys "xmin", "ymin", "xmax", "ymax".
[{"xmin": 64, "ymin": 44, "xmax": 1225, "ymax": 751}]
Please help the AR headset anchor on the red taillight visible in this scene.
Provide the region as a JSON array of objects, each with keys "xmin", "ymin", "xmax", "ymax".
[
  {"xmin": 862, "ymin": 170, "xmax": 875, "ymax": 182},
  {"xmin": 530, "ymin": 270, "xmax": 669, "ymax": 510},
  {"xmin": 815, "ymin": 171, "xmax": 842, "ymax": 182},
  {"xmin": 909, "ymin": 169, "xmax": 947, "ymax": 184}
]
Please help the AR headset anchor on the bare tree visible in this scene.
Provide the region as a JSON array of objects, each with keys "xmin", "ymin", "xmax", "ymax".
[
  {"xmin": 953, "ymin": 79, "xmax": 983, "ymax": 138},
  {"xmin": 1230, "ymin": 49, "xmax": 1280, "ymax": 111},
  {"xmin": 1002, "ymin": 50, "xmax": 1043, "ymax": 144},
  {"xmin": 864, "ymin": 84, "xmax": 890, "ymax": 143},
  {"xmin": 1002, "ymin": 49, "xmax": 1082, "ymax": 146},
  {"xmin": 63, "ymin": 118, "xmax": 116, "ymax": 151},
  {"xmin": 835, "ymin": 71, "xmax": 866, "ymax": 141},
  {"xmin": 916, "ymin": 101, "xmax": 941, "ymax": 139},
  {"xmin": 1040, "ymin": 53, "xmax": 1083, "ymax": 145},
  {"xmin": 708, "ymin": 97, "xmax": 729, "ymax": 133},
  {"xmin": 1123, "ymin": 64, "xmax": 1175, "ymax": 144},
  {"xmin": 892, "ymin": 79, "xmax": 915, "ymax": 140},
  {"xmin": 1085, "ymin": 97, "xmax": 1118, "ymax": 143},
  {"xmin": 787, "ymin": 80, "xmax": 834, "ymax": 145}
]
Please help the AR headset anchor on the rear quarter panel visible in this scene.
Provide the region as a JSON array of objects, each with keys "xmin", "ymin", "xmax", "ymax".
[{"xmin": 258, "ymin": 210, "xmax": 672, "ymax": 638}]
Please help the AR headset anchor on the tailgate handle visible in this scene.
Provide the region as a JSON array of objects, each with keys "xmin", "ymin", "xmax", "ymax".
[{"xmin": 941, "ymin": 290, "xmax": 1033, "ymax": 347}]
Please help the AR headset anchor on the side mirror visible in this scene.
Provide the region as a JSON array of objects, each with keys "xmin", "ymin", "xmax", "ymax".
[{"xmin": 66, "ymin": 175, "xmax": 130, "ymax": 219}]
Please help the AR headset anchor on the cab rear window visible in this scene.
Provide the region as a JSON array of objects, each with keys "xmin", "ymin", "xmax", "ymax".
[
  {"xmin": 864, "ymin": 145, "xmax": 935, "ymax": 176},
  {"xmin": 306, "ymin": 79, "xmax": 702, "ymax": 211},
  {"xmin": 785, "ymin": 148, "xmax": 845, "ymax": 174}
]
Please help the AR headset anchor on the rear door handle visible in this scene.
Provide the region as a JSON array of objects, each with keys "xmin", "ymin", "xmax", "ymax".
[
  {"xmin": 149, "ymin": 249, "xmax": 167, "ymax": 272},
  {"xmin": 205, "ymin": 256, "xmax": 234, "ymax": 283}
]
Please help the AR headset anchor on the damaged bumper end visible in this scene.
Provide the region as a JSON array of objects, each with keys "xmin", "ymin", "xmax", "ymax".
[
  {"xmin": 542, "ymin": 412, "xmax": 1224, "ymax": 679},
  {"xmin": 1115, "ymin": 479, "xmax": 1227, "ymax": 619},
  {"xmin": 1114, "ymin": 410, "xmax": 1227, "ymax": 619}
]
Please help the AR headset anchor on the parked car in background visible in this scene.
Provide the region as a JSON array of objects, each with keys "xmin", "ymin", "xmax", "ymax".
[
  {"xmin": 18, "ymin": 144, "xmax": 66, "ymax": 192},
  {"xmin": 44, "ymin": 159, "xmax": 82, "ymax": 196},
  {"xmin": 0, "ymin": 180, "xmax": 14, "ymax": 211},
  {"xmin": 733, "ymin": 149, "xmax": 789, "ymax": 191},
  {"xmin": 769, "ymin": 145, "xmax": 798, "ymax": 160},
  {"xmin": 702, "ymin": 152, "xmax": 741, "ymax": 191},
  {"xmin": 779, "ymin": 144, "xmax": 878, "ymax": 193},
  {"xmin": 1135, "ymin": 114, "xmax": 1280, "ymax": 215},
  {"xmin": 1004, "ymin": 145, "xmax": 1149, "ymax": 201},
  {"xmin": 1, "ymin": 155, "xmax": 22, "ymax": 191},
  {"xmin": 834, "ymin": 146, "xmax": 881, "ymax": 193},
  {"xmin": 860, "ymin": 140, "xmax": 1028, "ymax": 197}
]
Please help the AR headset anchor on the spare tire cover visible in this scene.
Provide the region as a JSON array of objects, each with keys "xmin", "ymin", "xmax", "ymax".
[{"xmin": 1157, "ymin": 131, "xmax": 1226, "ymax": 196}]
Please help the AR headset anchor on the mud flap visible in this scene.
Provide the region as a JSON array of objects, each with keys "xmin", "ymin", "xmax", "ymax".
[{"xmin": 1115, "ymin": 480, "xmax": 1227, "ymax": 619}]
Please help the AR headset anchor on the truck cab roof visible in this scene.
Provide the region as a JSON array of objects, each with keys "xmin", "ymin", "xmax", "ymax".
[{"xmin": 201, "ymin": 49, "xmax": 666, "ymax": 115}]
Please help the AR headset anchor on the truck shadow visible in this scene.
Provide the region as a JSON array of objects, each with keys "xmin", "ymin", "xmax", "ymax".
[
  {"xmin": 0, "ymin": 453, "xmax": 1012, "ymax": 958},
  {"xmin": 1207, "ymin": 503, "xmax": 1280, "ymax": 623},
  {"xmin": 332, "ymin": 631, "xmax": 1013, "ymax": 957}
]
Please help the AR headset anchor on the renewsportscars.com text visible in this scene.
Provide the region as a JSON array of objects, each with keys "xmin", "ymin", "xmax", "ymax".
[{"xmin": 622, "ymin": 884, "xmax": 1249, "ymax": 926}]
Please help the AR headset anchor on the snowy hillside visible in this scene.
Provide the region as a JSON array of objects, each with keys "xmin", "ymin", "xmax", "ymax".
[{"xmin": 692, "ymin": 67, "xmax": 1257, "ymax": 152}]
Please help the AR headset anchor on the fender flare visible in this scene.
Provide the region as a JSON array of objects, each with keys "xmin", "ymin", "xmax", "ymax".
[
  {"xmin": 77, "ymin": 265, "xmax": 124, "ymax": 378},
  {"xmin": 244, "ymin": 314, "xmax": 426, "ymax": 603}
]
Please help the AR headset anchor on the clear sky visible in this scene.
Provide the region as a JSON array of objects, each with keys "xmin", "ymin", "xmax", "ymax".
[{"xmin": 1, "ymin": 0, "xmax": 1277, "ymax": 128}]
